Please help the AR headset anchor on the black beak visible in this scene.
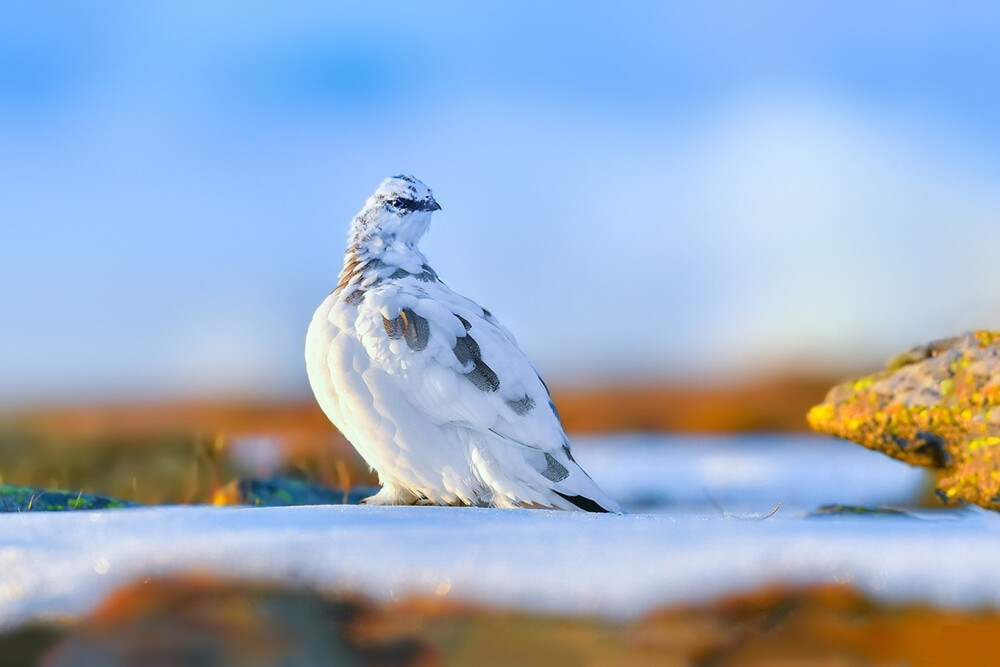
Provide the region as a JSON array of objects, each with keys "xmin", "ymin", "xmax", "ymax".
[{"xmin": 398, "ymin": 198, "xmax": 441, "ymax": 212}]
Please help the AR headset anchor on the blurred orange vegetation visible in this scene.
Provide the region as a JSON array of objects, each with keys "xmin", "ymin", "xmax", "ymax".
[
  {"xmin": 554, "ymin": 375, "xmax": 837, "ymax": 433},
  {"xmin": 0, "ymin": 375, "xmax": 838, "ymax": 503},
  {"xmin": 8, "ymin": 399, "xmax": 355, "ymax": 462},
  {"xmin": 7, "ymin": 374, "xmax": 837, "ymax": 448},
  {"xmin": 9, "ymin": 576, "xmax": 1000, "ymax": 666}
]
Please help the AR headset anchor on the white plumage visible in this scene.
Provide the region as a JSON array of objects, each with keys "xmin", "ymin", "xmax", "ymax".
[{"xmin": 305, "ymin": 175, "xmax": 622, "ymax": 512}]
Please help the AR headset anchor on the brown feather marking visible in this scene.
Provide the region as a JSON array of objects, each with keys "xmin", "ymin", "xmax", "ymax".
[
  {"xmin": 400, "ymin": 308, "xmax": 430, "ymax": 351},
  {"xmin": 506, "ymin": 395, "xmax": 536, "ymax": 416},
  {"xmin": 452, "ymin": 332, "xmax": 499, "ymax": 392},
  {"xmin": 542, "ymin": 453, "xmax": 570, "ymax": 482},
  {"xmin": 467, "ymin": 360, "xmax": 499, "ymax": 392},
  {"xmin": 383, "ymin": 315, "xmax": 403, "ymax": 339},
  {"xmin": 343, "ymin": 289, "xmax": 366, "ymax": 306}
]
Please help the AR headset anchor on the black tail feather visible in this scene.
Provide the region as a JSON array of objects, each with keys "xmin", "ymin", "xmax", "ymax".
[{"xmin": 554, "ymin": 491, "xmax": 610, "ymax": 513}]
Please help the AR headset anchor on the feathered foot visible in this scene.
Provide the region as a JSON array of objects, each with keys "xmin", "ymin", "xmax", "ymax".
[{"xmin": 360, "ymin": 484, "xmax": 421, "ymax": 506}]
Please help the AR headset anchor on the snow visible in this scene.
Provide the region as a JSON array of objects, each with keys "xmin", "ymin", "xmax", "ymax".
[
  {"xmin": 3, "ymin": 435, "xmax": 996, "ymax": 630},
  {"xmin": 576, "ymin": 433, "xmax": 929, "ymax": 511}
]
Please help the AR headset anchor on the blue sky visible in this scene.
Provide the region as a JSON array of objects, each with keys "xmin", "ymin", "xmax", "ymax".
[{"xmin": 3, "ymin": 3, "xmax": 1000, "ymax": 404}]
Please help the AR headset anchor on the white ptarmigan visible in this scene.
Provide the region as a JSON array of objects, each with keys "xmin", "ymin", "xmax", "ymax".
[{"xmin": 305, "ymin": 175, "xmax": 622, "ymax": 512}]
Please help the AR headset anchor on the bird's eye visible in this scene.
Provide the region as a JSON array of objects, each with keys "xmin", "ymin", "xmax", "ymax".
[{"xmin": 388, "ymin": 198, "xmax": 402, "ymax": 208}]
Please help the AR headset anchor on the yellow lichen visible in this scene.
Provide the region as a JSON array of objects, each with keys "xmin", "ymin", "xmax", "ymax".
[
  {"xmin": 852, "ymin": 376, "xmax": 874, "ymax": 392},
  {"xmin": 975, "ymin": 331, "xmax": 1000, "ymax": 347},
  {"xmin": 806, "ymin": 403, "xmax": 835, "ymax": 429}
]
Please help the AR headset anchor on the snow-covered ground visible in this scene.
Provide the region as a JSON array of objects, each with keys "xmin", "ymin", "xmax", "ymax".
[
  {"xmin": 4, "ymin": 434, "xmax": 996, "ymax": 630},
  {"xmin": 576, "ymin": 433, "xmax": 929, "ymax": 511}
]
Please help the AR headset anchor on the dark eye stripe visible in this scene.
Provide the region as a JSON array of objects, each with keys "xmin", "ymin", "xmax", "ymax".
[{"xmin": 387, "ymin": 197, "xmax": 438, "ymax": 212}]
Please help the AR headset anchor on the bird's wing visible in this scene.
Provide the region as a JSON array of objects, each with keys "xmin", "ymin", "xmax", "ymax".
[
  {"xmin": 350, "ymin": 279, "xmax": 621, "ymax": 512},
  {"xmin": 354, "ymin": 280, "xmax": 569, "ymax": 454}
]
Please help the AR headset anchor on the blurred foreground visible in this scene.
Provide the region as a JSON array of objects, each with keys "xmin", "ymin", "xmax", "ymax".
[{"xmin": 5, "ymin": 576, "xmax": 1000, "ymax": 666}]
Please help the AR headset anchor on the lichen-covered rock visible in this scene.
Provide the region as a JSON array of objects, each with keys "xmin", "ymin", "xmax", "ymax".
[
  {"xmin": 808, "ymin": 331, "xmax": 1000, "ymax": 510},
  {"xmin": 0, "ymin": 485, "xmax": 138, "ymax": 512},
  {"xmin": 938, "ymin": 436, "xmax": 1000, "ymax": 507}
]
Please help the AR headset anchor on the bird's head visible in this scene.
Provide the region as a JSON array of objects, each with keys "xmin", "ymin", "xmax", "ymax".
[{"xmin": 351, "ymin": 175, "xmax": 441, "ymax": 248}]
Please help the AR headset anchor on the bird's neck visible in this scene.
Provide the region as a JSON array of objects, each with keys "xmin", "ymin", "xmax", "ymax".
[{"xmin": 337, "ymin": 232, "xmax": 429, "ymax": 291}]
